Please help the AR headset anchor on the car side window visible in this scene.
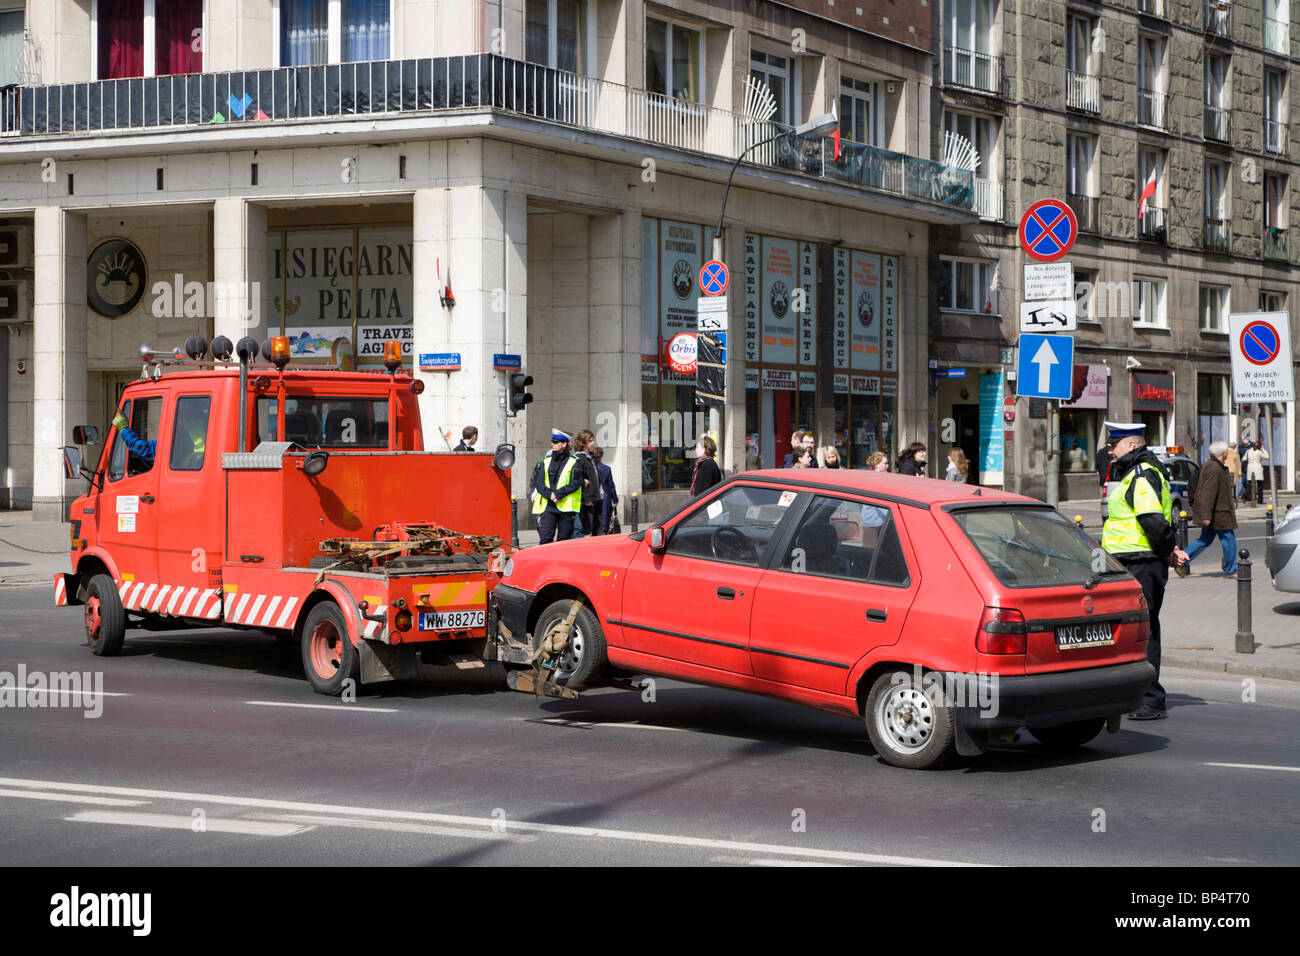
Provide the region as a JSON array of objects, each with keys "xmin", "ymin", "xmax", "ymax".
[
  {"xmin": 665, "ymin": 485, "xmax": 795, "ymax": 567},
  {"xmin": 779, "ymin": 495, "xmax": 911, "ymax": 587}
]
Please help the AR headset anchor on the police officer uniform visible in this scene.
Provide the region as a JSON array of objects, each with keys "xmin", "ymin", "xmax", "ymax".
[
  {"xmin": 531, "ymin": 429, "xmax": 584, "ymax": 544},
  {"xmin": 1101, "ymin": 421, "xmax": 1182, "ymax": 719}
]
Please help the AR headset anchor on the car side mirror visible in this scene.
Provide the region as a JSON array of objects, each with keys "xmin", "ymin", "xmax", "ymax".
[
  {"xmin": 63, "ymin": 446, "xmax": 80, "ymax": 479},
  {"xmin": 73, "ymin": 425, "xmax": 99, "ymax": 446},
  {"xmin": 648, "ymin": 527, "xmax": 666, "ymax": 552}
]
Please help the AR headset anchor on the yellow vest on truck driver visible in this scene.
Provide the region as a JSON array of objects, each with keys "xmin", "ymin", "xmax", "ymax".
[
  {"xmin": 1102, "ymin": 462, "xmax": 1173, "ymax": 558},
  {"xmin": 531, "ymin": 454, "xmax": 581, "ymax": 514}
]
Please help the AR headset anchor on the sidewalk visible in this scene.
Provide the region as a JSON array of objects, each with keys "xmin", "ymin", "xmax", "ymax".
[{"xmin": 5, "ymin": 504, "xmax": 1298, "ymax": 682}]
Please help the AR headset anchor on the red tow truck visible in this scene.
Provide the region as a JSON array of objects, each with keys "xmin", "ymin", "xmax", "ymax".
[{"xmin": 56, "ymin": 334, "xmax": 514, "ymax": 695}]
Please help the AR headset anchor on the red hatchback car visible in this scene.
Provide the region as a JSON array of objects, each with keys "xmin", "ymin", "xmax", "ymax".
[{"xmin": 491, "ymin": 470, "xmax": 1154, "ymax": 768}]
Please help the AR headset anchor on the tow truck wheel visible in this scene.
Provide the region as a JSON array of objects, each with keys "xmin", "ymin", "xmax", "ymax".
[
  {"xmin": 84, "ymin": 573, "xmax": 126, "ymax": 657},
  {"xmin": 535, "ymin": 599, "xmax": 606, "ymax": 687},
  {"xmin": 1027, "ymin": 718, "xmax": 1106, "ymax": 750},
  {"xmin": 863, "ymin": 669, "xmax": 957, "ymax": 770},
  {"xmin": 301, "ymin": 602, "xmax": 360, "ymax": 696}
]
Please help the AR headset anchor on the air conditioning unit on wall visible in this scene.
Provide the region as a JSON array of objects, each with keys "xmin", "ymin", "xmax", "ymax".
[
  {"xmin": 0, "ymin": 226, "xmax": 34, "ymax": 268},
  {"xmin": 0, "ymin": 280, "xmax": 31, "ymax": 324}
]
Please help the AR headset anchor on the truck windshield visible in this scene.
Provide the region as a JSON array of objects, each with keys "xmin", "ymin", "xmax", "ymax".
[
  {"xmin": 951, "ymin": 507, "xmax": 1127, "ymax": 589},
  {"xmin": 257, "ymin": 396, "xmax": 390, "ymax": 448}
]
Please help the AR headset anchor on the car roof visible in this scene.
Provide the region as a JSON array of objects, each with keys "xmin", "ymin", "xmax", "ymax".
[{"xmin": 726, "ymin": 469, "xmax": 1045, "ymax": 509}]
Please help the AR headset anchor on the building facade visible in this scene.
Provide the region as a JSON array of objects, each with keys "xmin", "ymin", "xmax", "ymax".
[
  {"xmin": 933, "ymin": 0, "xmax": 1300, "ymax": 499},
  {"xmin": 0, "ymin": 0, "xmax": 977, "ymax": 519}
]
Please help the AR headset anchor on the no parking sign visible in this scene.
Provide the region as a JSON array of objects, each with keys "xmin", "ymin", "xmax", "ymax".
[{"xmin": 1229, "ymin": 312, "xmax": 1294, "ymax": 402}]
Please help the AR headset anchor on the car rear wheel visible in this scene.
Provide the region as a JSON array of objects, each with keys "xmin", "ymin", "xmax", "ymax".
[
  {"xmin": 301, "ymin": 602, "xmax": 359, "ymax": 696},
  {"xmin": 84, "ymin": 573, "xmax": 126, "ymax": 657},
  {"xmin": 534, "ymin": 599, "xmax": 606, "ymax": 687},
  {"xmin": 864, "ymin": 669, "xmax": 957, "ymax": 770},
  {"xmin": 1027, "ymin": 718, "xmax": 1106, "ymax": 750}
]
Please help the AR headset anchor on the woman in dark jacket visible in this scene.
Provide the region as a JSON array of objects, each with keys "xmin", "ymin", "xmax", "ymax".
[
  {"xmin": 690, "ymin": 435, "xmax": 723, "ymax": 496},
  {"xmin": 895, "ymin": 442, "xmax": 927, "ymax": 476}
]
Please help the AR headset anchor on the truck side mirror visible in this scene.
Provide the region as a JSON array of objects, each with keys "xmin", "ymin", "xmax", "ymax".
[
  {"xmin": 72, "ymin": 425, "xmax": 100, "ymax": 446},
  {"xmin": 63, "ymin": 446, "xmax": 81, "ymax": 479},
  {"xmin": 648, "ymin": 527, "xmax": 666, "ymax": 552},
  {"xmin": 302, "ymin": 450, "xmax": 330, "ymax": 477}
]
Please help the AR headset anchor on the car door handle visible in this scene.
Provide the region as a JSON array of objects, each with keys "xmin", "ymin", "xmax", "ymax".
[
  {"xmin": 717, "ymin": 587, "xmax": 736, "ymax": 600},
  {"xmin": 866, "ymin": 608, "xmax": 888, "ymax": 623},
  {"xmin": 140, "ymin": 495, "xmax": 155, "ymax": 504}
]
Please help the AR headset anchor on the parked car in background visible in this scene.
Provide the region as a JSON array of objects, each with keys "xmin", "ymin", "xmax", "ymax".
[
  {"xmin": 1266, "ymin": 505, "xmax": 1300, "ymax": 593},
  {"xmin": 1101, "ymin": 448, "xmax": 1198, "ymax": 520}
]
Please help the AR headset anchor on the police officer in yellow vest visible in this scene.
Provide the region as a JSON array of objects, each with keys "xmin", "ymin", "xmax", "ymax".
[
  {"xmin": 1102, "ymin": 421, "xmax": 1190, "ymax": 720},
  {"xmin": 532, "ymin": 428, "xmax": 584, "ymax": 544}
]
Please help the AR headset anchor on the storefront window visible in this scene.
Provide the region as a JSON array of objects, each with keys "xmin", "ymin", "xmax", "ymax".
[
  {"xmin": 1197, "ymin": 373, "xmax": 1230, "ymax": 456},
  {"xmin": 1059, "ymin": 409, "xmax": 1097, "ymax": 472}
]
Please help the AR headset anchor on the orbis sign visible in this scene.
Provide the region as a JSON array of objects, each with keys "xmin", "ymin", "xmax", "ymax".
[{"xmin": 665, "ymin": 332, "xmax": 698, "ymax": 374}]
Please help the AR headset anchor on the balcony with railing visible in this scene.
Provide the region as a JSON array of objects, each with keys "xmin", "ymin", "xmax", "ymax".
[
  {"xmin": 1204, "ymin": 104, "xmax": 1230, "ymax": 141},
  {"xmin": 974, "ymin": 178, "xmax": 1004, "ymax": 221},
  {"xmin": 1139, "ymin": 0, "xmax": 1166, "ymax": 17},
  {"xmin": 1266, "ymin": 118, "xmax": 1287, "ymax": 153},
  {"xmin": 1264, "ymin": 227, "xmax": 1289, "ymax": 259},
  {"xmin": 1204, "ymin": 0, "xmax": 1231, "ymax": 37},
  {"xmin": 0, "ymin": 55, "xmax": 976, "ymax": 214},
  {"xmin": 1204, "ymin": 217, "xmax": 1231, "ymax": 251},
  {"xmin": 1139, "ymin": 206, "xmax": 1167, "ymax": 242},
  {"xmin": 1264, "ymin": 16, "xmax": 1289, "ymax": 54},
  {"xmin": 1066, "ymin": 70, "xmax": 1101, "ymax": 114},
  {"xmin": 1138, "ymin": 88, "xmax": 1167, "ymax": 129},
  {"xmin": 1066, "ymin": 193, "xmax": 1099, "ymax": 232},
  {"xmin": 943, "ymin": 46, "xmax": 1002, "ymax": 95}
]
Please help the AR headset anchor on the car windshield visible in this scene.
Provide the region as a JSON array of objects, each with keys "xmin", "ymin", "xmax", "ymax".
[{"xmin": 951, "ymin": 507, "xmax": 1126, "ymax": 589}]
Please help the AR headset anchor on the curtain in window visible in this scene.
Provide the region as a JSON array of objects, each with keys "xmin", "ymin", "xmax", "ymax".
[
  {"xmin": 555, "ymin": 0, "xmax": 581, "ymax": 73},
  {"xmin": 98, "ymin": 0, "xmax": 144, "ymax": 79},
  {"xmin": 0, "ymin": 11, "xmax": 24, "ymax": 86},
  {"xmin": 343, "ymin": 0, "xmax": 390, "ymax": 62},
  {"xmin": 156, "ymin": 0, "xmax": 203, "ymax": 76},
  {"xmin": 525, "ymin": 0, "xmax": 548, "ymax": 65},
  {"xmin": 645, "ymin": 18, "xmax": 667, "ymax": 95},
  {"xmin": 282, "ymin": 0, "xmax": 329, "ymax": 66}
]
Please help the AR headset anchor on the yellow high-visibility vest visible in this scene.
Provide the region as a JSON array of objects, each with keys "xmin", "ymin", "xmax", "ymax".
[
  {"xmin": 1103, "ymin": 462, "xmax": 1173, "ymax": 557},
  {"xmin": 531, "ymin": 454, "xmax": 581, "ymax": 514}
]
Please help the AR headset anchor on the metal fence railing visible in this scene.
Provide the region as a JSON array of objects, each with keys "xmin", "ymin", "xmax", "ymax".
[
  {"xmin": 974, "ymin": 178, "xmax": 1003, "ymax": 221},
  {"xmin": 943, "ymin": 46, "xmax": 1002, "ymax": 95},
  {"xmin": 1264, "ymin": 227, "xmax": 1289, "ymax": 260},
  {"xmin": 1265, "ymin": 118, "xmax": 1286, "ymax": 154},
  {"xmin": 1066, "ymin": 70, "xmax": 1101, "ymax": 113},
  {"xmin": 1264, "ymin": 16, "xmax": 1289, "ymax": 54},
  {"xmin": 1204, "ymin": 104, "xmax": 1231, "ymax": 141},
  {"xmin": 1138, "ymin": 88, "xmax": 1166, "ymax": 129},
  {"xmin": 1204, "ymin": 217, "xmax": 1231, "ymax": 252},
  {"xmin": 1204, "ymin": 0, "xmax": 1231, "ymax": 37}
]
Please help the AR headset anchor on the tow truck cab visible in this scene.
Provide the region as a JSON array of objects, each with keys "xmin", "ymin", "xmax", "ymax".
[{"xmin": 57, "ymin": 335, "xmax": 513, "ymax": 694}]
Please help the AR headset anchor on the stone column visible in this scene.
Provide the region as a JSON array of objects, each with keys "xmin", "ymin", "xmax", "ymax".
[
  {"xmin": 31, "ymin": 206, "xmax": 87, "ymax": 521},
  {"xmin": 211, "ymin": 198, "xmax": 267, "ymax": 343}
]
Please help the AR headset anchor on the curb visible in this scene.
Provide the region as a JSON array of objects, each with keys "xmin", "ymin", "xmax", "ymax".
[{"xmin": 1164, "ymin": 654, "xmax": 1300, "ymax": 683}]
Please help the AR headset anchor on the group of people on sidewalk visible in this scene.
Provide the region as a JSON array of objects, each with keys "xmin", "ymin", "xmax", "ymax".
[{"xmin": 530, "ymin": 428, "xmax": 619, "ymax": 544}]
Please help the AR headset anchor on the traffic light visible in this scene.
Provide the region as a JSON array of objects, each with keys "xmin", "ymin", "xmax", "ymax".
[{"xmin": 509, "ymin": 373, "xmax": 534, "ymax": 414}]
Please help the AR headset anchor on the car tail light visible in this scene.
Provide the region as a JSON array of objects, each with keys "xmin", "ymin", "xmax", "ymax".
[
  {"xmin": 394, "ymin": 609, "xmax": 413, "ymax": 632},
  {"xmin": 1134, "ymin": 593, "xmax": 1150, "ymax": 644},
  {"xmin": 977, "ymin": 606, "xmax": 1027, "ymax": 655}
]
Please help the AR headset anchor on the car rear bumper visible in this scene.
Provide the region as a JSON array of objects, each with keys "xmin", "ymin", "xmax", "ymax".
[
  {"xmin": 489, "ymin": 583, "xmax": 535, "ymax": 662},
  {"xmin": 957, "ymin": 660, "xmax": 1155, "ymax": 733}
]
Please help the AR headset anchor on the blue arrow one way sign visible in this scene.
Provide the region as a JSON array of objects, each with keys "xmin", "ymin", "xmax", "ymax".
[{"xmin": 1015, "ymin": 333, "xmax": 1075, "ymax": 400}]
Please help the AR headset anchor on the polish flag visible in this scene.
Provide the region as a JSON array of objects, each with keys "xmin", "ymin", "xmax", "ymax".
[
  {"xmin": 831, "ymin": 126, "xmax": 842, "ymax": 161},
  {"xmin": 1138, "ymin": 164, "xmax": 1158, "ymax": 218}
]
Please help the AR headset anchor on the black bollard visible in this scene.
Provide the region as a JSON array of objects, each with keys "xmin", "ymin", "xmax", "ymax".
[
  {"xmin": 1235, "ymin": 549, "xmax": 1254, "ymax": 655},
  {"xmin": 1177, "ymin": 510, "xmax": 1189, "ymax": 550},
  {"xmin": 1266, "ymin": 505, "xmax": 1275, "ymax": 537},
  {"xmin": 510, "ymin": 496, "xmax": 519, "ymax": 548},
  {"xmin": 630, "ymin": 493, "xmax": 640, "ymax": 534}
]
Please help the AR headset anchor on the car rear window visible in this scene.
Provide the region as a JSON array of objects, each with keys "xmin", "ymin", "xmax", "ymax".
[
  {"xmin": 951, "ymin": 507, "xmax": 1125, "ymax": 589},
  {"xmin": 257, "ymin": 396, "xmax": 390, "ymax": 448}
]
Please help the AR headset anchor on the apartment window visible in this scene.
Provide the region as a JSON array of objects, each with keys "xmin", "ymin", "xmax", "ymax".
[
  {"xmin": 1133, "ymin": 277, "xmax": 1166, "ymax": 327},
  {"xmin": 526, "ymin": 0, "xmax": 587, "ymax": 74},
  {"xmin": 1265, "ymin": 69, "xmax": 1286, "ymax": 153},
  {"xmin": 646, "ymin": 17, "xmax": 701, "ymax": 102},
  {"xmin": 1199, "ymin": 285, "xmax": 1229, "ymax": 332},
  {"xmin": 94, "ymin": 0, "xmax": 204, "ymax": 79},
  {"xmin": 1067, "ymin": 132, "xmax": 1096, "ymax": 197},
  {"xmin": 945, "ymin": 0, "xmax": 999, "ymax": 91},
  {"xmin": 1205, "ymin": 160, "xmax": 1230, "ymax": 251},
  {"xmin": 1204, "ymin": 53, "xmax": 1229, "ymax": 141},
  {"xmin": 1066, "ymin": 15, "xmax": 1099, "ymax": 112},
  {"xmin": 0, "ymin": 6, "xmax": 22, "ymax": 85},
  {"xmin": 1266, "ymin": 173, "xmax": 1288, "ymax": 229},
  {"xmin": 1074, "ymin": 268, "xmax": 1098, "ymax": 322},
  {"xmin": 840, "ymin": 73, "xmax": 881, "ymax": 146},
  {"xmin": 1138, "ymin": 149, "xmax": 1166, "ymax": 239},
  {"xmin": 1138, "ymin": 35, "xmax": 1166, "ymax": 128},
  {"xmin": 1264, "ymin": 0, "xmax": 1289, "ymax": 54},
  {"xmin": 938, "ymin": 257, "xmax": 997, "ymax": 314},
  {"xmin": 277, "ymin": 0, "xmax": 391, "ymax": 67},
  {"xmin": 751, "ymin": 48, "xmax": 795, "ymax": 125},
  {"xmin": 1260, "ymin": 291, "xmax": 1287, "ymax": 312}
]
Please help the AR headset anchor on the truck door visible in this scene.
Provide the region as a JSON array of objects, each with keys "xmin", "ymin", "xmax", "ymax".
[
  {"xmin": 92, "ymin": 391, "xmax": 164, "ymax": 608},
  {"xmin": 152, "ymin": 392, "xmax": 220, "ymax": 615}
]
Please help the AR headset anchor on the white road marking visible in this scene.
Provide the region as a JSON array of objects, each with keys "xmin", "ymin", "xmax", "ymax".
[
  {"xmin": 5, "ymin": 689, "xmax": 130, "ymax": 700},
  {"xmin": 1205, "ymin": 762, "xmax": 1300, "ymax": 774},
  {"xmin": 519, "ymin": 716, "xmax": 688, "ymax": 733},
  {"xmin": 244, "ymin": 700, "xmax": 400, "ymax": 713},
  {"xmin": 747, "ymin": 858, "xmax": 849, "ymax": 867},
  {"xmin": 0, "ymin": 788, "xmax": 145, "ymax": 807},
  {"xmin": 66, "ymin": 810, "xmax": 309, "ymax": 836},
  {"xmin": 0, "ymin": 777, "xmax": 990, "ymax": 866},
  {"xmin": 250, "ymin": 813, "xmax": 536, "ymax": 843}
]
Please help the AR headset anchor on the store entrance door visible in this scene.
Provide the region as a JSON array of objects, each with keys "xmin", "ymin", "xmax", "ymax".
[{"xmin": 952, "ymin": 403, "xmax": 980, "ymax": 483}]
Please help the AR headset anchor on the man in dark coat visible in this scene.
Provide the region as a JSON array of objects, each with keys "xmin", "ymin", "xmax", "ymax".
[
  {"xmin": 1095, "ymin": 440, "xmax": 1113, "ymax": 486},
  {"xmin": 1184, "ymin": 441, "xmax": 1238, "ymax": 577}
]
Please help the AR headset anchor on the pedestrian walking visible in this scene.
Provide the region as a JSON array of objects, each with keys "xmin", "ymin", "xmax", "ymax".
[
  {"xmin": 592, "ymin": 446, "xmax": 619, "ymax": 533},
  {"xmin": 1223, "ymin": 441, "xmax": 1241, "ymax": 509},
  {"xmin": 1184, "ymin": 441, "xmax": 1238, "ymax": 577},
  {"xmin": 1101, "ymin": 421, "xmax": 1190, "ymax": 721},
  {"xmin": 531, "ymin": 429, "xmax": 583, "ymax": 544},
  {"xmin": 690, "ymin": 435, "xmax": 723, "ymax": 496},
  {"xmin": 944, "ymin": 447, "xmax": 969, "ymax": 483},
  {"xmin": 453, "ymin": 426, "xmax": 478, "ymax": 452},
  {"xmin": 1245, "ymin": 441, "xmax": 1269, "ymax": 507},
  {"xmin": 866, "ymin": 451, "xmax": 889, "ymax": 473},
  {"xmin": 895, "ymin": 442, "xmax": 927, "ymax": 476},
  {"xmin": 818, "ymin": 446, "xmax": 842, "ymax": 468}
]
